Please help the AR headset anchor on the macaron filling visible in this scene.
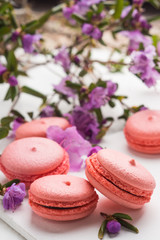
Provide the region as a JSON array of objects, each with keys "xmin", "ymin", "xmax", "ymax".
[{"xmin": 86, "ymin": 154, "xmax": 152, "ymax": 204}]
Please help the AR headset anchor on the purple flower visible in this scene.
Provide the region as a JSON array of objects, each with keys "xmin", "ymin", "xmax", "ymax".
[
  {"xmin": 140, "ymin": 106, "xmax": 148, "ymax": 111},
  {"xmin": 55, "ymin": 47, "xmax": 71, "ymax": 71},
  {"xmin": 63, "ymin": 6, "xmax": 78, "ymax": 25},
  {"xmin": 87, "ymin": 145, "xmax": 102, "ymax": 157},
  {"xmin": 11, "ymin": 31, "xmax": 19, "ymax": 41},
  {"xmin": 121, "ymin": 30, "xmax": 152, "ymax": 53},
  {"xmin": 84, "ymin": 87, "xmax": 108, "ymax": 110},
  {"xmin": 0, "ymin": 64, "xmax": 6, "ymax": 75},
  {"xmin": 3, "ymin": 183, "xmax": 26, "ymax": 211},
  {"xmin": 8, "ymin": 76, "xmax": 18, "ymax": 86},
  {"xmin": 54, "ymin": 76, "xmax": 75, "ymax": 97},
  {"xmin": 22, "ymin": 34, "xmax": 41, "ymax": 53},
  {"xmin": 106, "ymin": 80, "xmax": 117, "ymax": 96},
  {"xmin": 130, "ymin": 45, "xmax": 160, "ymax": 87},
  {"xmin": 40, "ymin": 106, "xmax": 54, "ymax": 117},
  {"xmin": 121, "ymin": 6, "xmax": 150, "ymax": 31},
  {"xmin": 121, "ymin": 6, "xmax": 132, "ymax": 19},
  {"xmin": 65, "ymin": 106, "xmax": 100, "ymax": 144},
  {"xmin": 83, "ymin": 81, "xmax": 117, "ymax": 110},
  {"xmin": 47, "ymin": 126, "xmax": 92, "ymax": 171},
  {"xmin": 91, "ymin": 28, "xmax": 102, "ymax": 40},
  {"xmin": 106, "ymin": 220, "xmax": 121, "ymax": 234},
  {"xmin": 82, "ymin": 24, "xmax": 102, "ymax": 40},
  {"xmin": 82, "ymin": 23, "xmax": 94, "ymax": 35}
]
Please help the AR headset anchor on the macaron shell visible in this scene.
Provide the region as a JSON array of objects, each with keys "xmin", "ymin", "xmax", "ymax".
[
  {"xmin": 1, "ymin": 138, "xmax": 65, "ymax": 175},
  {"xmin": 124, "ymin": 110, "xmax": 160, "ymax": 140},
  {"xmin": 0, "ymin": 150, "xmax": 69, "ymax": 188},
  {"xmin": 97, "ymin": 149, "xmax": 156, "ymax": 191},
  {"xmin": 15, "ymin": 117, "xmax": 70, "ymax": 139},
  {"xmin": 29, "ymin": 175, "xmax": 96, "ymax": 202},
  {"xmin": 85, "ymin": 168, "xmax": 143, "ymax": 209}
]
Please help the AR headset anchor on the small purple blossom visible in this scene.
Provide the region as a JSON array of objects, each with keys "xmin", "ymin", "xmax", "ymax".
[
  {"xmin": 3, "ymin": 183, "xmax": 26, "ymax": 211},
  {"xmin": 83, "ymin": 81, "xmax": 117, "ymax": 110},
  {"xmin": 106, "ymin": 220, "xmax": 121, "ymax": 234},
  {"xmin": 121, "ymin": 30, "xmax": 152, "ymax": 53},
  {"xmin": 80, "ymin": 0, "xmax": 104, "ymax": 6},
  {"xmin": 140, "ymin": 106, "xmax": 148, "ymax": 111},
  {"xmin": 54, "ymin": 76, "xmax": 75, "ymax": 97},
  {"xmin": 82, "ymin": 24, "xmax": 102, "ymax": 40},
  {"xmin": 55, "ymin": 47, "xmax": 71, "ymax": 71},
  {"xmin": 22, "ymin": 34, "xmax": 41, "ymax": 54},
  {"xmin": 65, "ymin": 106, "xmax": 100, "ymax": 144},
  {"xmin": 47, "ymin": 126, "xmax": 92, "ymax": 171},
  {"xmin": 106, "ymin": 81, "xmax": 117, "ymax": 96},
  {"xmin": 87, "ymin": 146, "xmax": 102, "ymax": 157},
  {"xmin": 0, "ymin": 64, "xmax": 6, "ymax": 75},
  {"xmin": 130, "ymin": 45, "xmax": 160, "ymax": 87},
  {"xmin": 84, "ymin": 87, "xmax": 108, "ymax": 110},
  {"xmin": 8, "ymin": 76, "xmax": 18, "ymax": 86},
  {"xmin": 11, "ymin": 31, "xmax": 19, "ymax": 41},
  {"xmin": 121, "ymin": 6, "xmax": 150, "ymax": 31},
  {"xmin": 91, "ymin": 28, "xmax": 102, "ymax": 40},
  {"xmin": 40, "ymin": 106, "xmax": 54, "ymax": 117},
  {"xmin": 82, "ymin": 23, "xmax": 94, "ymax": 35}
]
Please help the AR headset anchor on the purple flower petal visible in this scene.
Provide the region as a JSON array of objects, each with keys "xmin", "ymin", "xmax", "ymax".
[
  {"xmin": 54, "ymin": 76, "xmax": 75, "ymax": 98},
  {"xmin": 40, "ymin": 106, "xmax": 54, "ymax": 117},
  {"xmin": 3, "ymin": 183, "xmax": 26, "ymax": 211},
  {"xmin": 55, "ymin": 47, "xmax": 71, "ymax": 71},
  {"xmin": 46, "ymin": 126, "xmax": 92, "ymax": 171},
  {"xmin": 46, "ymin": 126, "xmax": 65, "ymax": 144},
  {"xmin": 106, "ymin": 220, "xmax": 121, "ymax": 234},
  {"xmin": 87, "ymin": 146, "xmax": 102, "ymax": 157},
  {"xmin": 0, "ymin": 64, "xmax": 7, "ymax": 75},
  {"xmin": 8, "ymin": 76, "xmax": 18, "ymax": 86},
  {"xmin": 22, "ymin": 34, "xmax": 41, "ymax": 54}
]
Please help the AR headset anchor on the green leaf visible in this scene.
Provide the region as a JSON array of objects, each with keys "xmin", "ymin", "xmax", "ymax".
[
  {"xmin": 98, "ymin": 219, "xmax": 108, "ymax": 240},
  {"xmin": 152, "ymin": 35, "xmax": 160, "ymax": 47},
  {"xmin": 149, "ymin": 0, "xmax": 160, "ymax": 9},
  {"xmin": 72, "ymin": 14, "xmax": 86, "ymax": 24},
  {"xmin": 86, "ymin": 11, "xmax": 93, "ymax": 21},
  {"xmin": 7, "ymin": 50, "xmax": 17, "ymax": 72},
  {"xmin": 98, "ymin": 39, "xmax": 106, "ymax": 46},
  {"xmin": 11, "ymin": 110, "xmax": 24, "ymax": 119},
  {"xmin": 97, "ymin": 2, "xmax": 104, "ymax": 13},
  {"xmin": 2, "ymin": 179, "xmax": 20, "ymax": 189},
  {"xmin": 113, "ymin": 213, "xmax": 132, "ymax": 220},
  {"xmin": 4, "ymin": 86, "xmax": 17, "ymax": 101},
  {"xmin": 21, "ymin": 86, "xmax": 47, "ymax": 103},
  {"xmin": 0, "ymin": 2, "xmax": 13, "ymax": 14},
  {"xmin": 1, "ymin": 116, "xmax": 14, "ymax": 128},
  {"xmin": 28, "ymin": 112, "xmax": 33, "ymax": 119},
  {"xmin": 108, "ymin": 100, "xmax": 115, "ymax": 108},
  {"xmin": 66, "ymin": 81, "xmax": 81, "ymax": 90},
  {"xmin": 116, "ymin": 217, "xmax": 139, "ymax": 233},
  {"xmin": 0, "ymin": 26, "xmax": 11, "ymax": 36},
  {"xmin": 114, "ymin": 0, "xmax": 124, "ymax": 19},
  {"xmin": 94, "ymin": 108, "xmax": 103, "ymax": 123},
  {"xmin": 97, "ymin": 79, "xmax": 106, "ymax": 88},
  {"xmin": 0, "ymin": 127, "xmax": 9, "ymax": 139},
  {"xmin": 79, "ymin": 69, "xmax": 87, "ymax": 77}
]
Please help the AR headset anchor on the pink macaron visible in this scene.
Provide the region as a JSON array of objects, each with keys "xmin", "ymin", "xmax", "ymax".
[
  {"xmin": 0, "ymin": 137, "xmax": 69, "ymax": 187},
  {"xmin": 85, "ymin": 148, "xmax": 156, "ymax": 209},
  {"xmin": 29, "ymin": 175, "xmax": 98, "ymax": 221},
  {"xmin": 15, "ymin": 117, "xmax": 70, "ymax": 140},
  {"xmin": 124, "ymin": 110, "xmax": 160, "ymax": 154}
]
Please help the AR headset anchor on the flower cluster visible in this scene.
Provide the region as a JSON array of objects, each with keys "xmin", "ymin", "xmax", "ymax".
[
  {"xmin": 98, "ymin": 212, "xmax": 139, "ymax": 239},
  {"xmin": 0, "ymin": 64, "xmax": 18, "ymax": 86},
  {"xmin": 130, "ymin": 45, "xmax": 160, "ymax": 87}
]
